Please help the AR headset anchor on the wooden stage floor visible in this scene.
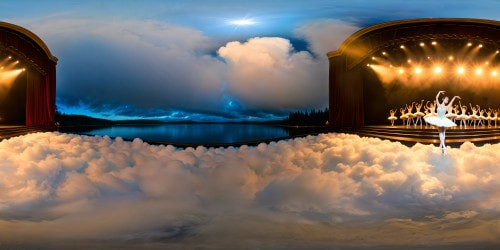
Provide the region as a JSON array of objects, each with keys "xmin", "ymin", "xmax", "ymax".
[
  {"xmin": 0, "ymin": 125, "xmax": 50, "ymax": 141},
  {"xmin": 336, "ymin": 125, "xmax": 500, "ymax": 147}
]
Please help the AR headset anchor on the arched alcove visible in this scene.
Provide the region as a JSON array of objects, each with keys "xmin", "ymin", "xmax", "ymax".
[
  {"xmin": 328, "ymin": 18, "xmax": 500, "ymax": 128},
  {"xmin": 0, "ymin": 21, "xmax": 57, "ymax": 128}
]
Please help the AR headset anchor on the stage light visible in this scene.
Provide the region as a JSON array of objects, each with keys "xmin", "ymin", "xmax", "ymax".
[
  {"xmin": 389, "ymin": 65, "xmax": 393, "ymax": 68},
  {"xmin": 367, "ymin": 63, "xmax": 371, "ymax": 67},
  {"xmin": 22, "ymin": 68, "xmax": 26, "ymax": 72},
  {"xmin": 479, "ymin": 44, "xmax": 483, "ymax": 48},
  {"xmin": 382, "ymin": 51, "xmax": 387, "ymax": 55},
  {"xmin": 400, "ymin": 45, "xmax": 405, "ymax": 49},
  {"xmin": 398, "ymin": 68, "xmax": 404, "ymax": 74},
  {"xmin": 8, "ymin": 56, "xmax": 11, "ymax": 59},
  {"xmin": 414, "ymin": 67, "xmax": 422, "ymax": 74},
  {"xmin": 434, "ymin": 66, "xmax": 442, "ymax": 74},
  {"xmin": 492, "ymin": 70, "xmax": 498, "ymax": 76},
  {"xmin": 448, "ymin": 56, "xmax": 454, "ymax": 61},
  {"xmin": 431, "ymin": 41, "xmax": 437, "ymax": 45},
  {"xmin": 15, "ymin": 60, "xmax": 19, "ymax": 64},
  {"xmin": 457, "ymin": 67, "xmax": 465, "ymax": 74},
  {"xmin": 475, "ymin": 68, "xmax": 483, "ymax": 75},
  {"xmin": 467, "ymin": 42, "xmax": 472, "ymax": 47},
  {"xmin": 407, "ymin": 59, "xmax": 412, "ymax": 63},
  {"xmin": 372, "ymin": 56, "xmax": 376, "ymax": 60},
  {"xmin": 496, "ymin": 50, "xmax": 499, "ymax": 54},
  {"xmin": 427, "ymin": 56, "xmax": 431, "ymax": 59},
  {"xmin": 485, "ymin": 61, "xmax": 489, "ymax": 65},
  {"xmin": 0, "ymin": 66, "xmax": 3, "ymax": 70},
  {"xmin": 420, "ymin": 42, "xmax": 425, "ymax": 47}
]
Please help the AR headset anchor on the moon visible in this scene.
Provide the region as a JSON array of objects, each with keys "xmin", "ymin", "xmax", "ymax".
[{"xmin": 229, "ymin": 18, "xmax": 257, "ymax": 26}]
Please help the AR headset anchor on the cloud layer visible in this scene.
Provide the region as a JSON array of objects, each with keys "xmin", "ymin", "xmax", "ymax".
[
  {"xmin": 14, "ymin": 17, "xmax": 354, "ymax": 120},
  {"xmin": 1, "ymin": 132, "xmax": 499, "ymax": 249}
]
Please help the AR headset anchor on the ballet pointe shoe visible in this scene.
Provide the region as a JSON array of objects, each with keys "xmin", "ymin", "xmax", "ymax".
[{"xmin": 441, "ymin": 146, "xmax": 446, "ymax": 156}]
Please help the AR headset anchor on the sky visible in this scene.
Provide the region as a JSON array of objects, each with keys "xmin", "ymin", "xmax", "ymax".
[{"xmin": 2, "ymin": 0, "xmax": 500, "ymax": 121}]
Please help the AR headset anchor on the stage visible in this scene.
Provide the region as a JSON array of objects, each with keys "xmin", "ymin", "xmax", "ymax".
[
  {"xmin": 336, "ymin": 125, "xmax": 500, "ymax": 147},
  {"xmin": 0, "ymin": 126, "xmax": 50, "ymax": 141}
]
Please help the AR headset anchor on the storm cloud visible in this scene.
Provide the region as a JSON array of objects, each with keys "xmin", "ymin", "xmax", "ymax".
[{"xmin": 1, "ymin": 132, "xmax": 499, "ymax": 249}]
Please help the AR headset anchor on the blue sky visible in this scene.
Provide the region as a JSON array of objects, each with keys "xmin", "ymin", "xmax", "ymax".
[{"xmin": 2, "ymin": 0, "xmax": 499, "ymax": 121}]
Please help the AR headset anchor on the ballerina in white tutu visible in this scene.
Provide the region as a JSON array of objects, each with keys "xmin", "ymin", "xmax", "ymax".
[
  {"xmin": 424, "ymin": 91, "xmax": 460, "ymax": 155},
  {"xmin": 387, "ymin": 109, "xmax": 398, "ymax": 126}
]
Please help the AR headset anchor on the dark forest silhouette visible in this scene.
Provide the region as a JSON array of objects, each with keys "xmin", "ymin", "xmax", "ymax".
[{"xmin": 283, "ymin": 108, "xmax": 329, "ymax": 126}]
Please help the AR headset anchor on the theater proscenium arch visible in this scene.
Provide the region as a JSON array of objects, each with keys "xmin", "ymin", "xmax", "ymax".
[
  {"xmin": 0, "ymin": 21, "xmax": 57, "ymax": 128},
  {"xmin": 327, "ymin": 18, "xmax": 500, "ymax": 128}
]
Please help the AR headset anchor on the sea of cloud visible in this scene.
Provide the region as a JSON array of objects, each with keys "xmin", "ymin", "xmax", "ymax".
[{"xmin": 1, "ymin": 132, "xmax": 499, "ymax": 249}]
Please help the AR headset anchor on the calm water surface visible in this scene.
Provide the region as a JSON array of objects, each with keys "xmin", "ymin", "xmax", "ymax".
[{"xmin": 79, "ymin": 124, "xmax": 290, "ymax": 144}]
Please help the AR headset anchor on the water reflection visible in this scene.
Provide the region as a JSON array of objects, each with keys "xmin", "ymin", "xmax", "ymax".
[{"xmin": 78, "ymin": 124, "xmax": 290, "ymax": 144}]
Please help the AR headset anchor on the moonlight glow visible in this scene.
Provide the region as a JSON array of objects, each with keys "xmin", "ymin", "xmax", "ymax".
[{"xmin": 229, "ymin": 18, "xmax": 258, "ymax": 26}]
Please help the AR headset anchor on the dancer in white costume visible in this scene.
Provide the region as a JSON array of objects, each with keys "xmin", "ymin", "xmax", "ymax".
[
  {"xmin": 468, "ymin": 104, "xmax": 479, "ymax": 128},
  {"xmin": 423, "ymin": 101, "xmax": 437, "ymax": 127},
  {"xmin": 493, "ymin": 109, "xmax": 499, "ymax": 127},
  {"xmin": 405, "ymin": 102, "xmax": 415, "ymax": 127},
  {"xmin": 456, "ymin": 101, "xmax": 468, "ymax": 128},
  {"xmin": 424, "ymin": 91, "xmax": 460, "ymax": 155},
  {"xmin": 388, "ymin": 109, "xmax": 398, "ymax": 126},
  {"xmin": 399, "ymin": 108, "xmax": 408, "ymax": 126},
  {"xmin": 413, "ymin": 100, "xmax": 425, "ymax": 127}
]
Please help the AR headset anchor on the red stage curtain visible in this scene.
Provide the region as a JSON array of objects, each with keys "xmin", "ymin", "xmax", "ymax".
[{"xmin": 26, "ymin": 70, "xmax": 55, "ymax": 128}]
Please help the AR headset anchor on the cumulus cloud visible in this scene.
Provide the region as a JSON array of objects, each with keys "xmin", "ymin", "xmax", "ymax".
[
  {"xmin": 19, "ymin": 17, "xmax": 228, "ymax": 117},
  {"xmin": 295, "ymin": 19, "xmax": 360, "ymax": 56},
  {"xmin": 218, "ymin": 37, "xmax": 328, "ymax": 111},
  {"xmin": 1, "ymin": 132, "xmax": 499, "ymax": 248}
]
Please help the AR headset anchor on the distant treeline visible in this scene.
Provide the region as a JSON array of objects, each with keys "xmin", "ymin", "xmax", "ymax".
[
  {"xmin": 283, "ymin": 108, "xmax": 329, "ymax": 126},
  {"xmin": 55, "ymin": 112, "xmax": 164, "ymax": 126}
]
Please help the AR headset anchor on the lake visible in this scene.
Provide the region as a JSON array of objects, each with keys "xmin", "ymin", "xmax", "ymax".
[{"xmin": 70, "ymin": 124, "xmax": 293, "ymax": 145}]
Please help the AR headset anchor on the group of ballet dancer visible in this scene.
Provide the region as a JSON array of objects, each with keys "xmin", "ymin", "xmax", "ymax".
[
  {"xmin": 388, "ymin": 99, "xmax": 499, "ymax": 128},
  {"xmin": 388, "ymin": 91, "xmax": 497, "ymax": 155}
]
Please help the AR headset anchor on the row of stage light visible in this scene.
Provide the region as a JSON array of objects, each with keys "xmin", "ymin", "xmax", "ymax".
[
  {"xmin": 1, "ymin": 55, "xmax": 26, "ymax": 71},
  {"xmin": 0, "ymin": 56, "xmax": 26, "ymax": 87},
  {"xmin": 366, "ymin": 41, "xmax": 499, "ymax": 79}
]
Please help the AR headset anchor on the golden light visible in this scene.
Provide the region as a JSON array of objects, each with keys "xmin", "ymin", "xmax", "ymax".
[
  {"xmin": 8, "ymin": 56, "xmax": 11, "ymax": 59},
  {"xmin": 0, "ymin": 69, "xmax": 24, "ymax": 89},
  {"xmin": 475, "ymin": 68, "xmax": 483, "ymax": 75},
  {"xmin": 389, "ymin": 65, "xmax": 393, "ymax": 68},
  {"xmin": 434, "ymin": 66, "xmax": 443, "ymax": 74},
  {"xmin": 414, "ymin": 67, "xmax": 422, "ymax": 74},
  {"xmin": 457, "ymin": 67, "xmax": 465, "ymax": 74},
  {"xmin": 497, "ymin": 50, "xmax": 499, "ymax": 54},
  {"xmin": 400, "ymin": 45, "xmax": 405, "ymax": 49},
  {"xmin": 479, "ymin": 44, "xmax": 483, "ymax": 48},
  {"xmin": 14, "ymin": 60, "xmax": 19, "ymax": 64},
  {"xmin": 372, "ymin": 56, "xmax": 376, "ymax": 60},
  {"xmin": 420, "ymin": 42, "xmax": 425, "ymax": 47},
  {"xmin": 467, "ymin": 42, "xmax": 472, "ymax": 47},
  {"xmin": 398, "ymin": 68, "xmax": 404, "ymax": 74},
  {"xmin": 492, "ymin": 70, "xmax": 498, "ymax": 76},
  {"xmin": 407, "ymin": 59, "xmax": 412, "ymax": 63},
  {"xmin": 431, "ymin": 41, "xmax": 437, "ymax": 45},
  {"xmin": 367, "ymin": 63, "xmax": 371, "ymax": 67},
  {"xmin": 382, "ymin": 51, "xmax": 387, "ymax": 55},
  {"xmin": 485, "ymin": 61, "xmax": 489, "ymax": 65},
  {"xmin": 448, "ymin": 56, "xmax": 454, "ymax": 60}
]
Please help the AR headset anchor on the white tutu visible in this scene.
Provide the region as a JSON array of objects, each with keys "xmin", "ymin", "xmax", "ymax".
[{"xmin": 424, "ymin": 116, "xmax": 456, "ymax": 127}]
